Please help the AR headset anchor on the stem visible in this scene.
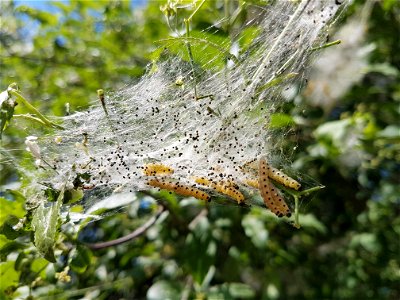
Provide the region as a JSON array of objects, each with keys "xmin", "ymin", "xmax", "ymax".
[
  {"xmin": 310, "ymin": 39, "xmax": 341, "ymax": 52},
  {"xmin": 297, "ymin": 185, "xmax": 325, "ymax": 196},
  {"xmin": 274, "ymin": 49, "xmax": 300, "ymax": 76},
  {"xmin": 293, "ymin": 194, "xmax": 300, "ymax": 229},
  {"xmin": 184, "ymin": 19, "xmax": 199, "ymax": 99},
  {"xmin": 13, "ymin": 114, "xmax": 47, "ymax": 126},
  {"xmin": 97, "ymin": 89, "xmax": 109, "ymax": 116},
  {"xmin": 9, "ymin": 89, "xmax": 64, "ymax": 130},
  {"xmin": 224, "ymin": 0, "xmax": 230, "ymax": 31},
  {"xmin": 289, "ymin": 185, "xmax": 325, "ymax": 229},
  {"xmin": 196, "ymin": 94, "xmax": 214, "ymax": 101},
  {"xmin": 270, "ymin": 181, "xmax": 325, "ymax": 229},
  {"xmin": 255, "ymin": 72, "xmax": 298, "ymax": 96},
  {"xmin": 183, "ymin": 0, "xmax": 206, "ymax": 100}
]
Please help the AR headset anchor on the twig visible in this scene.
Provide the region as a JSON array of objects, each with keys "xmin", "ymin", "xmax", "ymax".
[
  {"xmin": 293, "ymin": 194, "xmax": 301, "ymax": 229},
  {"xmin": 13, "ymin": 114, "xmax": 47, "ymax": 126},
  {"xmin": 310, "ymin": 39, "xmax": 341, "ymax": 52},
  {"xmin": 86, "ymin": 205, "xmax": 164, "ymax": 250},
  {"xmin": 183, "ymin": 0, "xmax": 206, "ymax": 100}
]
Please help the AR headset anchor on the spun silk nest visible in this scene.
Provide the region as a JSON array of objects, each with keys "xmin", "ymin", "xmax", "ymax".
[{"xmin": 23, "ymin": 0, "xmax": 348, "ymax": 218}]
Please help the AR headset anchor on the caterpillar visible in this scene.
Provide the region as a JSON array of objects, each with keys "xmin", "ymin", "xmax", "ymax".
[
  {"xmin": 259, "ymin": 158, "xmax": 291, "ymax": 217},
  {"xmin": 242, "ymin": 178, "xmax": 259, "ymax": 189},
  {"xmin": 269, "ymin": 182, "xmax": 291, "ymax": 218},
  {"xmin": 265, "ymin": 161, "xmax": 301, "ymax": 190},
  {"xmin": 194, "ymin": 176, "xmax": 245, "ymax": 205},
  {"xmin": 143, "ymin": 163, "xmax": 174, "ymax": 176},
  {"xmin": 239, "ymin": 159, "xmax": 258, "ymax": 175},
  {"xmin": 242, "ymin": 158, "xmax": 301, "ymax": 190},
  {"xmin": 147, "ymin": 178, "xmax": 211, "ymax": 202}
]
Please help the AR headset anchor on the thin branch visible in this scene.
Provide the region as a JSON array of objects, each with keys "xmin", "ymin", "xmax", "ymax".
[
  {"xmin": 86, "ymin": 205, "xmax": 164, "ymax": 250},
  {"xmin": 310, "ymin": 39, "xmax": 341, "ymax": 52},
  {"xmin": 13, "ymin": 114, "xmax": 47, "ymax": 126},
  {"xmin": 293, "ymin": 194, "xmax": 301, "ymax": 229}
]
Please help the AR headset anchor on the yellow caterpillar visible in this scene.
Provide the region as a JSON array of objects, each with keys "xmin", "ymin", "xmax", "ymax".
[
  {"xmin": 267, "ymin": 164, "xmax": 301, "ymax": 190},
  {"xmin": 242, "ymin": 178, "xmax": 259, "ymax": 189},
  {"xmin": 269, "ymin": 182, "xmax": 291, "ymax": 218},
  {"xmin": 143, "ymin": 163, "xmax": 174, "ymax": 176},
  {"xmin": 242, "ymin": 158, "xmax": 301, "ymax": 190},
  {"xmin": 147, "ymin": 178, "xmax": 211, "ymax": 202},
  {"xmin": 194, "ymin": 176, "xmax": 245, "ymax": 205},
  {"xmin": 258, "ymin": 158, "xmax": 291, "ymax": 217}
]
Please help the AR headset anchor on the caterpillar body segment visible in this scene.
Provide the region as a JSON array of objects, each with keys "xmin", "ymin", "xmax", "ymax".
[
  {"xmin": 147, "ymin": 178, "xmax": 211, "ymax": 202},
  {"xmin": 242, "ymin": 178, "xmax": 259, "ymax": 189},
  {"xmin": 259, "ymin": 158, "xmax": 291, "ymax": 217},
  {"xmin": 269, "ymin": 182, "xmax": 291, "ymax": 218},
  {"xmin": 267, "ymin": 165, "xmax": 301, "ymax": 190},
  {"xmin": 223, "ymin": 178, "xmax": 240, "ymax": 190},
  {"xmin": 194, "ymin": 176, "xmax": 245, "ymax": 205},
  {"xmin": 143, "ymin": 163, "xmax": 174, "ymax": 176},
  {"xmin": 241, "ymin": 158, "xmax": 301, "ymax": 190},
  {"xmin": 219, "ymin": 184, "xmax": 245, "ymax": 205},
  {"xmin": 258, "ymin": 159, "xmax": 281, "ymax": 216},
  {"xmin": 239, "ymin": 159, "xmax": 258, "ymax": 175},
  {"xmin": 193, "ymin": 176, "xmax": 213, "ymax": 187}
]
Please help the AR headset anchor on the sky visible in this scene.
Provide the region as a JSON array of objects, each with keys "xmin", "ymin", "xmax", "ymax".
[
  {"xmin": 14, "ymin": 0, "xmax": 148, "ymax": 11},
  {"xmin": 12, "ymin": 0, "xmax": 149, "ymax": 40}
]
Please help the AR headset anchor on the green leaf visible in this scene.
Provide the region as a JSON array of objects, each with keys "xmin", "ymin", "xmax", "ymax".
[
  {"xmin": 0, "ymin": 196, "xmax": 25, "ymax": 225},
  {"xmin": 350, "ymin": 233, "xmax": 381, "ymax": 253},
  {"xmin": 314, "ymin": 119, "xmax": 351, "ymax": 141},
  {"xmin": 377, "ymin": 125, "xmax": 400, "ymax": 138},
  {"xmin": 31, "ymin": 257, "xmax": 49, "ymax": 278},
  {"xmin": 160, "ymin": 30, "xmax": 232, "ymax": 71},
  {"xmin": 208, "ymin": 282, "xmax": 256, "ymax": 299},
  {"xmin": 64, "ymin": 188, "xmax": 84, "ymax": 204},
  {"xmin": 16, "ymin": 6, "xmax": 58, "ymax": 25},
  {"xmin": 299, "ymin": 214, "xmax": 327, "ymax": 234},
  {"xmin": 70, "ymin": 245, "xmax": 92, "ymax": 274},
  {"xmin": 0, "ymin": 236, "xmax": 8, "ymax": 249},
  {"xmin": 0, "ymin": 90, "xmax": 17, "ymax": 139},
  {"xmin": 366, "ymin": 63, "xmax": 399, "ymax": 76},
  {"xmin": 0, "ymin": 261, "xmax": 19, "ymax": 295},
  {"xmin": 269, "ymin": 113, "xmax": 296, "ymax": 128},
  {"xmin": 228, "ymin": 282, "xmax": 256, "ymax": 298},
  {"xmin": 147, "ymin": 280, "xmax": 181, "ymax": 300},
  {"xmin": 0, "ymin": 215, "xmax": 25, "ymax": 240},
  {"xmin": 0, "ymin": 241, "xmax": 26, "ymax": 262},
  {"xmin": 242, "ymin": 214, "xmax": 269, "ymax": 248},
  {"xmin": 31, "ymin": 188, "xmax": 64, "ymax": 262},
  {"xmin": 238, "ymin": 26, "xmax": 261, "ymax": 53}
]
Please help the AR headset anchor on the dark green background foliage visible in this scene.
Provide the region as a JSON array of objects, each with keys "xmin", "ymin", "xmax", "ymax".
[{"xmin": 1, "ymin": 0, "xmax": 399, "ymax": 299}]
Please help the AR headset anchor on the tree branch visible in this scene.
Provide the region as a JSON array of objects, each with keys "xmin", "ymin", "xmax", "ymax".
[{"xmin": 86, "ymin": 205, "xmax": 164, "ymax": 250}]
